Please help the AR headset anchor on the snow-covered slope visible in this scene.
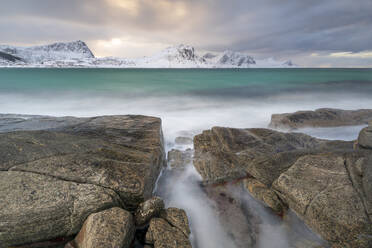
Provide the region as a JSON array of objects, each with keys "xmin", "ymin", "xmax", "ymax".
[
  {"xmin": 252, "ymin": 58, "xmax": 295, "ymax": 68},
  {"xmin": 202, "ymin": 50, "xmax": 256, "ymax": 68},
  {"xmin": 0, "ymin": 41, "xmax": 296, "ymax": 68},
  {"xmin": 0, "ymin": 40, "xmax": 94, "ymax": 64},
  {"xmin": 135, "ymin": 44, "xmax": 206, "ymax": 68}
]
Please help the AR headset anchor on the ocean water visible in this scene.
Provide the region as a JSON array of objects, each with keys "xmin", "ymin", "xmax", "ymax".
[{"xmin": 1, "ymin": 68, "xmax": 372, "ymax": 247}]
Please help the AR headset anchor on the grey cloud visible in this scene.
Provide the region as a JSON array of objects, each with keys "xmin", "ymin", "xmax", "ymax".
[{"xmin": 0, "ymin": 0, "xmax": 371, "ymax": 66}]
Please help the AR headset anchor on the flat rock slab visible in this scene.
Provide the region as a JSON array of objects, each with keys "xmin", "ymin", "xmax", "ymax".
[
  {"xmin": 193, "ymin": 126, "xmax": 353, "ymax": 184},
  {"xmin": 269, "ymin": 108, "xmax": 372, "ymax": 129},
  {"xmin": 0, "ymin": 171, "xmax": 121, "ymax": 247},
  {"xmin": 0, "ymin": 115, "xmax": 165, "ymax": 247},
  {"xmin": 273, "ymin": 152, "xmax": 372, "ymax": 247}
]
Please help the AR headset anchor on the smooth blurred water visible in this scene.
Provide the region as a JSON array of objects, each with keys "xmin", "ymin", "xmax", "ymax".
[{"xmin": 1, "ymin": 68, "xmax": 372, "ymax": 141}]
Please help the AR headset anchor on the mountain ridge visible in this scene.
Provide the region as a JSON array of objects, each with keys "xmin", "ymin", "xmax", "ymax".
[{"xmin": 0, "ymin": 41, "xmax": 296, "ymax": 68}]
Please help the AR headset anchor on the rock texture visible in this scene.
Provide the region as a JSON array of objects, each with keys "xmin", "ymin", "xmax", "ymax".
[
  {"xmin": 244, "ymin": 178, "xmax": 285, "ymax": 215},
  {"xmin": 135, "ymin": 196, "xmax": 165, "ymax": 226},
  {"xmin": 159, "ymin": 208, "xmax": 191, "ymax": 238},
  {"xmin": 0, "ymin": 115, "xmax": 165, "ymax": 247},
  {"xmin": 193, "ymin": 125, "xmax": 372, "ymax": 247},
  {"xmin": 273, "ymin": 152, "xmax": 372, "ymax": 247},
  {"xmin": 193, "ymin": 126, "xmax": 352, "ymax": 184},
  {"xmin": 167, "ymin": 149, "xmax": 193, "ymax": 170},
  {"xmin": 357, "ymin": 121, "xmax": 372, "ymax": 149},
  {"xmin": 145, "ymin": 217, "xmax": 191, "ymax": 248},
  {"xmin": 67, "ymin": 207, "xmax": 134, "ymax": 248},
  {"xmin": 269, "ymin": 108, "xmax": 372, "ymax": 129},
  {"xmin": 0, "ymin": 171, "xmax": 121, "ymax": 247}
]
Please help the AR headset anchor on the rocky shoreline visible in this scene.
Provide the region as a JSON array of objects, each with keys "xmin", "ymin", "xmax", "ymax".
[{"xmin": 0, "ymin": 112, "xmax": 371, "ymax": 248}]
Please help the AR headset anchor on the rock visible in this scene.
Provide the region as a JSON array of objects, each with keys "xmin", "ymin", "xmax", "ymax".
[
  {"xmin": 193, "ymin": 125, "xmax": 371, "ymax": 247},
  {"xmin": 167, "ymin": 149, "xmax": 193, "ymax": 170},
  {"xmin": 0, "ymin": 114, "xmax": 86, "ymax": 133},
  {"xmin": 243, "ymin": 178, "xmax": 285, "ymax": 215},
  {"xmin": 0, "ymin": 171, "xmax": 121, "ymax": 247},
  {"xmin": 68, "ymin": 207, "xmax": 134, "ymax": 248},
  {"xmin": 145, "ymin": 218, "xmax": 191, "ymax": 248},
  {"xmin": 357, "ymin": 122, "xmax": 372, "ymax": 149},
  {"xmin": 203, "ymin": 184, "xmax": 258, "ymax": 248},
  {"xmin": 160, "ymin": 208, "xmax": 190, "ymax": 238},
  {"xmin": 193, "ymin": 126, "xmax": 353, "ymax": 184},
  {"xmin": 174, "ymin": 136, "xmax": 193, "ymax": 145},
  {"xmin": 272, "ymin": 152, "xmax": 372, "ymax": 247},
  {"xmin": 135, "ymin": 196, "xmax": 165, "ymax": 226},
  {"xmin": 269, "ymin": 108, "xmax": 372, "ymax": 129},
  {"xmin": 0, "ymin": 115, "xmax": 166, "ymax": 247}
]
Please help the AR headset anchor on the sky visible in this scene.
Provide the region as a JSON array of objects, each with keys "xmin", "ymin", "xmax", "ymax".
[{"xmin": 1, "ymin": 0, "xmax": 372, "ymax": 67}]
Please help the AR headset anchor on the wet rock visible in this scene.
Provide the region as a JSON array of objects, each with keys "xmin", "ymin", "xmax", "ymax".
[
  {"xmin": 193, "ymin": 126, "xmax": 352, "ymax": 184},
  {"xmin": 67, "ymin": 207, "xmax": 134, "ymax": 248},
  {"xmin": 167, "ymin": 149, "xmax": 193, "ymax": 170},
  {"xmin": 272, "ymin": 152, "xmax": 372, "ymax": 247},
  {"xmin": 160, "ymin": 208, "xmax": 190, "ymax": 238},
  {"xmin": 0, "ymin": 171, "xmax": 121, "ymax": 247},
  {"xmin": 204, "ymin": 184, "xmax": 258, "ymax": 248},
  {"xmin": 269, "ymin": 108, "xmax": 372, "ymax": 130},
  {"xmin": 0, "ymin": 115, "xmax": 166, "ymax": 246},
  {"xmin": 193, "ymin": 125, "xmax": 371, "ymax": 247},
  {"xmin": 175, "ymin": 136, "xmax": 193, "ymax": 145},
  {"xmin": 145, "ymin": 218, "xmax": 191, "ymax": 248},
  {"xmin": 135, "ymin": 196, "xmax": 165, "ymax": 226},
  {"xmin": 357, "ymin": 122, "xmax": 372, "ymax": 149},
  {"xmin": 243, "ymin": 178, "xmax": 285, "ymax": 215}
]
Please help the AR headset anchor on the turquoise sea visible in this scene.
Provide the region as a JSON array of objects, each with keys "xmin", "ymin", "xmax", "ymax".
[
  {"xmin": 1, "ymin": 68, "xmax": 372, "ymax": 140},
  {"xmin": 1, "ymin": 68, "xmax": 372, "ymax": 247}
]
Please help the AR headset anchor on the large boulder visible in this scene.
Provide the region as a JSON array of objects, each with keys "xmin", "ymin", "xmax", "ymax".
[
  {"xmin": 0, "ymin": 171, "xmax": 121, "ymax": 247},
  {"xmin": 269, "ymin": 108, "xmax": 372, "ymax": 130},
  {"xmin": 193, "ymin": 126, "xmax": 371, "ymax": 247},
  {"xmin": 357, "ymin": 121, "xmax": 372, "ymax": 149},
  {"xmin": 193, "ymin": 126, "xmax": 352, "ymax": 184},
  {"xmin": 272, "ymin": 152, "xmax": 372, "ymax": 247},
  {"xmin": 0, "ymin": 115, "xmax": 166, "ymax": 247},
  {"xmin": 67, "ymin": 207, "xmax": 134, "ymax": 248}
]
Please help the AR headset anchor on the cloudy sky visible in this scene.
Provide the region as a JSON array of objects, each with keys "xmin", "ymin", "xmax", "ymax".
[{"xmin": 1, "ymin": 0, "xmax": 372, "ymax": 67}]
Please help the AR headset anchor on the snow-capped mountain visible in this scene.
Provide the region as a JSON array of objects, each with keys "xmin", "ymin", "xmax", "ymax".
[
  {"xmin": 135, "ymin": 44, "xmax": 206, "ymax": 68},
  {"xmin": 0, "ymin": 41, "xmax": 296, "ymax": 68},
  {"xmin": 202, "ymin": 50, "xmax": 256, "ymax": 68},
  {"xmin": 0, "ymin": 40, "xmax": 94, "ymax": 64}
]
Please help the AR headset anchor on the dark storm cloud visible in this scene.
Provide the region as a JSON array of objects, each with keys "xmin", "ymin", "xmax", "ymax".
[{"xmin": 0, "ymin": 0, "xmax": 371, "ymax": 65}]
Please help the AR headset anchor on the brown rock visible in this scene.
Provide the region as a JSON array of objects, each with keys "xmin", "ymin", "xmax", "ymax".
[
  {"xmin": 0, "ymin": 171, "xmax": 121, "ymax": 247},
  {"xmin": 160, "ymin": 208, "xmax": 190, "ymax": 237},
  {"xmin": 69, "ymin": 207, "xmax": 134, "ymax": 248},
  {"xmin": 357, "ymin": 122, "xmax": 372, "ymax": 149},
  {"xmin": 269, "ymin": 108, "xmax": 372, "ymax": 130},
  {"xmin": 243, "ymin": 178, "xmax": 285, "ymax": 215},
  {"xmin": 167, "ymin": 149, "xmax": 193, "ymax": 170},
  {"xmin": 135, "ymin": 196, "xmax": 165, "ymax": 226},
  {"xmin": 272, "ymin": 153, "xmax": 372, "ymax": 247},
  {"xmin": 0, "ymin": 115, "xmax": 165, "ymax": 247},
  {"xmin": 145, "ymin": 218, "xmax": 191, "ymax": 248},
  {"xmin": 193, "ymin": 126, "xmax": 352, "ymax": 184}
]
